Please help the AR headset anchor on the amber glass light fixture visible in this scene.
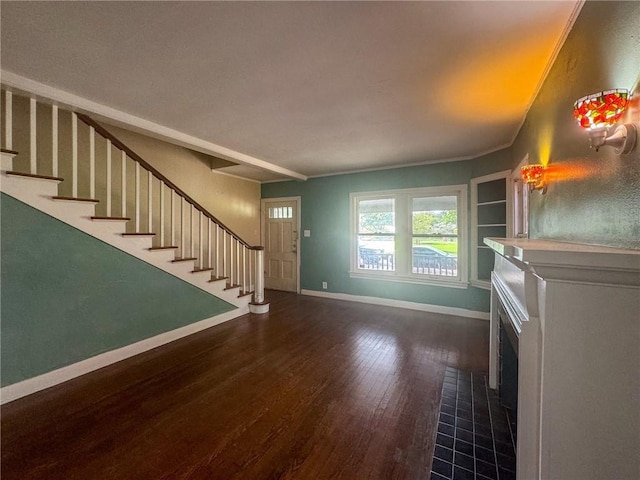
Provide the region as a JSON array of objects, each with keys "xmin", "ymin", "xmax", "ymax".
[
  {"xmin": 573, "ymin": 89, "xmax": 637, "ymax": 154},
  {"xmin": 521, "ymin": 164, "xmax": 546, "ymax": 194}
]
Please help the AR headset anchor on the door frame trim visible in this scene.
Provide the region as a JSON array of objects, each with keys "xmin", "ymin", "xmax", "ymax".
[{"xmin": 261, "ymin": 196, "xmax": 302, "ymax": 293}]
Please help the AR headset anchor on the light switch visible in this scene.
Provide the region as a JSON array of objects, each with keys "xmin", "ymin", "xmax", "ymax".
[{"xmin": 303, "ymin": 230, "xmax": 311, "ymax": 237}]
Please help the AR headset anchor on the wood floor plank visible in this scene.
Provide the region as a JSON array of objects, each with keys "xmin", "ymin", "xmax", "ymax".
[{"xmin": 1, "ymin": 290, "xmax": 489, "ymax": 479}]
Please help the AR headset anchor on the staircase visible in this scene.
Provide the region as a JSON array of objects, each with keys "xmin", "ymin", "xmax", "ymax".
[{"xmin": 0, "ymin": 88, "xmax": 268, "ymax": 402}]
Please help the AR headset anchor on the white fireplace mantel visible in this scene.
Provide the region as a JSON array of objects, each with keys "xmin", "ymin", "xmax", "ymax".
[{"xmin": 485, "ymin": 237, "xmax": 640, "ymax": 480}]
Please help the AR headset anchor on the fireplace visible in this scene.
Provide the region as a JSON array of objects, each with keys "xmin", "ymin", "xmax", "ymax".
[
  {"xmin": 497, "ymin": 300, "xmax": 518, "ymax": 414},
  {"xmin": 485, "ymin": 237, "xmax": 640, "ymax": 479}
]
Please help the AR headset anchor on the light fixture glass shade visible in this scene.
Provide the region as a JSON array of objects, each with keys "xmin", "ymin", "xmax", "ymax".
[
  {"xmin": 521, "ymin": 164, "xmax": 545, "ymax": 190},
  {"xmin": 573, "ymin": 89, "xmax": 628, "ymax": 130}
]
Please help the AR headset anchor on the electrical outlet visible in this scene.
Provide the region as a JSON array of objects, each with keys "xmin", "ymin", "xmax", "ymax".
[{"xmin": 322, "ymin": 281, "xmax": 327, "ymax": 289}]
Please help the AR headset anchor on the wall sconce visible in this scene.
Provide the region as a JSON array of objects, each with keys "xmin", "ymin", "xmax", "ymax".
[
  {"xmin": 573, "ymin": 89, "xmax": 637, "ymax": 154},
  {"xmin": 521, "ymin": 164, "xmax": 547, "ymax": 194}
]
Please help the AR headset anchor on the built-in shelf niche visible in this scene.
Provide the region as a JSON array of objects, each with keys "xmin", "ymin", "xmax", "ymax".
[{"xmin": 470, "ymin": 171, "xmax": 511, "ymax": 289}]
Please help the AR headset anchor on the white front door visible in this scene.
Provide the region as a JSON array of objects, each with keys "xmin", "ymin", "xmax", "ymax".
[{"xmin": 262, "ymin": 198, "xmax": 299, "ymax": 292}]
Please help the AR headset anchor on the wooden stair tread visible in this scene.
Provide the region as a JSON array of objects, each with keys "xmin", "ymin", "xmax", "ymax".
[
  {"xmin": 148, "ymin": 246, "xmax": 178, "ymax": 251},
  {"xmin": 6, "ymin": 171, "xmax": 64, "ymax": 182},
  {"xmin": 238, "ymin": 291, "xmax": 254, "ymax": 298},
  {"xmin": 122, "ymin": 232, "xmax": 156, "ymax": 236},
  {"xmin": 208, "ymin": 276, "xmax": 229, "ymax": 283},
  {"xmin": 52, "ymin": 196, "xmax": 99, "ymax": 203},
  {"xmin": 171, "ymin": 257, "xmax": 197, "ymax": 263},
  {"xmin": 1, "ymin": 148, "xmax": 19, "ymax": 155},
  {"xmin": 224, "ymin": 284, "xmax": 241, "ymax": 291},
  {"xmin": 191, "ymin": 267, "xmax": 214, "ymax": 273},
  {"xmin": 91, "ymin": 216, "xmax": 131, "ymax": 221}
]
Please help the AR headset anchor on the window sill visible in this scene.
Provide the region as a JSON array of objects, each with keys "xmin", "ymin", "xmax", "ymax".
[{"xmin": 349, "ymin": 270, "xmax": 469, "ymax": 289}]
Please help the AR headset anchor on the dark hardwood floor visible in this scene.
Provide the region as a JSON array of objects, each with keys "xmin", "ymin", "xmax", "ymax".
[{"xmin": 1, "ymin": 291, "xmax": 489, "ymax": 480}]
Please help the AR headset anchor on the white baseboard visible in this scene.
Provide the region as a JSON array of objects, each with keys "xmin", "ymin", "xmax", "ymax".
[
  {"xmin": 0, "ymin": 306, "xmax": 249, "ymax": 405},
  {"xmin": 300, "ymin": 289, "xmax": 489, "ymax": 321}
]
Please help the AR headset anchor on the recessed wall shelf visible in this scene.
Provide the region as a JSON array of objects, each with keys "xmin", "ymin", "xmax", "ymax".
[{"xmin": 470, "ymin": 171, "xmax": 512, "ymax": 289}]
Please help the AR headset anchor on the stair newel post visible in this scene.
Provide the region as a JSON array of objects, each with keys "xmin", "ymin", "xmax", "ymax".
[
  {"xmin": 71, "ymin": 111, "xmax": 77, "ymax": 195},
  {"xmin": 5, "ymin": 90, "xmax": 12, "ymax": 151},
  {"xmin": 89, "ymin": 125, "xmax": 95, "ymax": 199},
  {"xmin": 106, "ymin": 139, "xmax": 112, "ymax": 216},
  {"xmin": 52, "ymin": 104, "xmax": 58, "ymax": 177},
  {"xmin": 121, "ymin": 151, "xmax": 127, "ymax": 218},
  {"xmin": 135, "ymin": 161, "xmax": 140, "ymax": 233},
  {"xmin": 159, "ymin": 182, "xmax": 165, "ymax": 247},
  {"xmin": 30, "ymin": 97, "xmax": 37, "ymax": 174},
  {"xmin": 249, "ymin": 246, "xmax": 269, "ymax": 313},
  {"xmin": 147, "ymin": 170, "xmax": 153, "ymax": 234}
]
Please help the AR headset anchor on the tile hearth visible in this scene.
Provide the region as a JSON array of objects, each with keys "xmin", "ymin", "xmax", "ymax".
[{"xmin": 431, "ymin": 367, "xmax": 516, "ymax": 480}]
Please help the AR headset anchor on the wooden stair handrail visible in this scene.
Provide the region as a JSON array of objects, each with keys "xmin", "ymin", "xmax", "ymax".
[{"xmin": 76, "ymin": 113, "xmax": 253, "ymax": 248}]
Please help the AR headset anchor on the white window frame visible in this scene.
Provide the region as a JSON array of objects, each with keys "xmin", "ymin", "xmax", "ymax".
[{"xmin": 349, "ymin": 185, "xmax": 468, "ymax": 289}]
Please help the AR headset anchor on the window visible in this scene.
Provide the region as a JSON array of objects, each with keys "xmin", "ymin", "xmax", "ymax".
[
  {"xmin": 268, "ymin": 206, "xmax": 293, "ymax": 219},
  {"xmin": 350, "ymin": 185, "xmax": 467, "ymax": 287}
]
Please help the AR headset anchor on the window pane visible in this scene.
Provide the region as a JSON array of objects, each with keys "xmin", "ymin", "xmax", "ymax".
[
  {"xmin": 412, "ymin": 236, "xmax": 458, "ymax": 277},
  {"xmin": 358, "ymin": 198, "xmax": 395, "ymax": 234},
  {"xmin": 412, "ymin": 196, "xmax": 457, "ymax": 235},
  {"xmin": 268, "ymin": 206, "xmax": 293, "ymax": 219},
  {"xmin": 357, "ymin": 235, "xmax": 395, "ymax": 271}
]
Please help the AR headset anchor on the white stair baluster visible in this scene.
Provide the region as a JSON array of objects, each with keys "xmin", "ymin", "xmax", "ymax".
[
  {"xmin": 236, "ymin": 239, "xmax": 240, "ymax": 287},
  {"xmin": 190, "ymin": 204, "xmax": 194, "ymax": 258},
  {"xmin": 106, "ymin": 141, "xmax": 112, "ymax": 216},
  {"xmin": 5, "ymin": 90, "xmax": 12, "ymax": 150},
  {"xmin": 89, "ymin": 125, "xmax": 95, "ymax": 199},
  {"xmin": 180, "ymin": 197, "xmax": 185, "ymax": 257},
  {"xmin": 229, "ymin": 237, "xmax": 234, "ymax": 286},
  {"xmin": 170, "ymin": 190, "xmax": 175, "ymax": 247},
  {"xmin": 198, "ymin": 211, "xmax": 203, "ymax": 268},
  {"xmin": 216, "ymin": 225, "xmax": 221, "ymax": 276},
  {"xmin": 135, "ymin": 161, "xmax": 140, "ymax": 232},
  {"xmin": 242, "ymin": 246, "xmax": 247, "ymax": 293},
  {"xmin": 222, "ymin": 230, "xmax": 227, "ymax": 278},
  {"xmin": 147, "ymin": 171, "xmax": 152, "ymax": 233},
  {"xmin": 121, "ymin": 151, "xmax": 126, "ymax": 217},
  {"xmin": 72, "ymin": 112, "xmax": 77, "ymax": 195},
  {"xmin": 30, "ymin": 97, "xmax": 37, "ymax": 174},
  {"xmin": 159, "ymin": 182, "xmax": 165, "ymax": 247},
  {"xmin": 248, "ymin": 248, "xmax": 253, "ymax": 293},
  {"xmin": 208, "ymin": 219, "xmax": 212, "ymax": 271},
  {"xmin": 52, "ymin": 104, "xmax": 58, "ymax": 177}
]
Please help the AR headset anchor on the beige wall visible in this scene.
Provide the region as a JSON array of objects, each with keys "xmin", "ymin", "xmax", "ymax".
[
  {"xmin": 101, "ymin": 124, "xmax": 261, "ymax": 245},
  {"xmin": 511, "ymin": 1, "xmax": 640, "ymax": 249}
]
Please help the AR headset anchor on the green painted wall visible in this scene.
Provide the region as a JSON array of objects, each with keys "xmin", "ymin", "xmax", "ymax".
[
  {"xmin": 1, "ymin": 193, "xmax": 234, "ymax": 386},
  {"xmin": 512, "ymin": 1, "xmax": 640, "ymax": 248},
  {"xmin": 262, "ymin": 149, "xmax": 512, "ymax": 312}
]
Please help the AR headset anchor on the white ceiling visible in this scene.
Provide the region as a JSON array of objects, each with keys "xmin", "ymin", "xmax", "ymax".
[{"xmin": 1, "ymin": 1, "xmax": 581, "ymax": 182}]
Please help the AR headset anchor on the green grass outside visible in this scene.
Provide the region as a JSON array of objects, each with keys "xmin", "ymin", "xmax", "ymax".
[{"xmin": 414, "ymin": 239, "xmax": 458, "ymax": 254}]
